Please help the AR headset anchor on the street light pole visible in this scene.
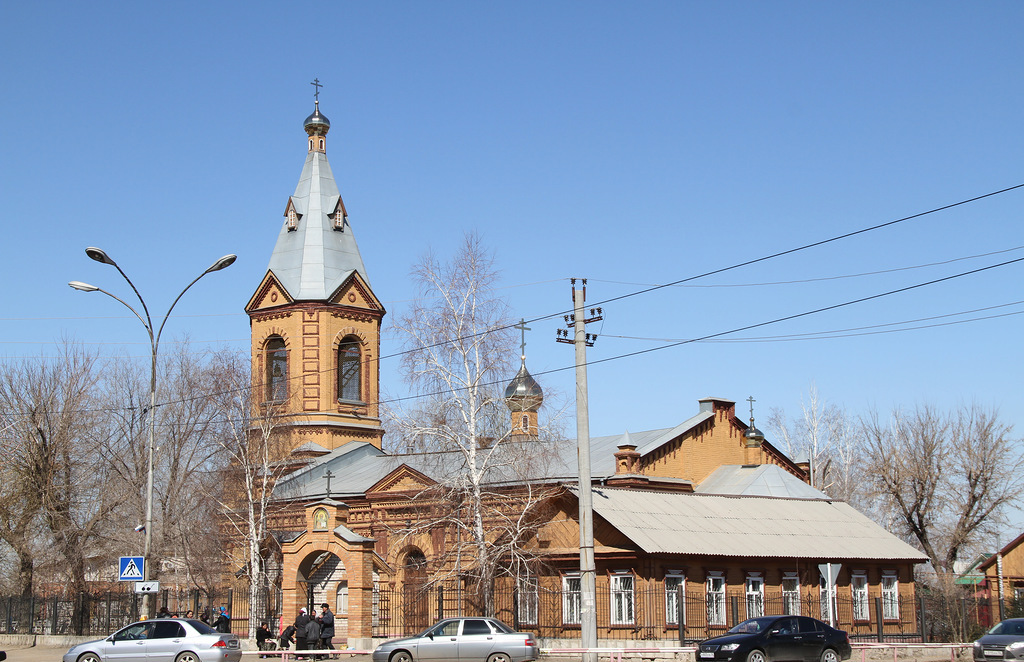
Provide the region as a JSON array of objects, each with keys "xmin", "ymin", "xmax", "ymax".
[{"xmin": 70, "ymin": 247, "xmax": 236, "ymax": 618}]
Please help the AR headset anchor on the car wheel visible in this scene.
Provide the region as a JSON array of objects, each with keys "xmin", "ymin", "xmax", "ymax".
[
  {"xmin": 175, "ymin": 652, "xmax": 201, "ymax": 662},
  {"xmin": 390, "ymin": 651, "xmax": 413, "ymax": 662},
  {"xmin": 820, "ymin": 649, "xmax": 839, "ymax": 662},
  {"xmin": 747, "ymin": 650, "xmax": 767, "ymax": 662},
  {"xmin": 488, "ymin": 654, "xmax": 511, "ymax": 662},
  {"xmin": 78, "ymin": 653, "xmax": 101, "ymax": 662}
]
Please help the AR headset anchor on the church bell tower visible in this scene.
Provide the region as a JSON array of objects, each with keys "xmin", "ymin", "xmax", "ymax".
[{"xmin": 245, "ymin": 89, "xmax": 385, "ymax": 453}]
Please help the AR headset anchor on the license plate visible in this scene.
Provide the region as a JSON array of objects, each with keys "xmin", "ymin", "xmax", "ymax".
[
  {"xmin": 984, "ymin": 651, "xmax": 1002, "ymax": 657},
  {"xmin": 700, "ymin": 653, "xmax": 715, "ymax": 658}
]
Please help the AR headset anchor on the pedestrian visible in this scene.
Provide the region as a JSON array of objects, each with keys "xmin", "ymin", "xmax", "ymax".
[
  {"xmin": 317, "ymin": 603, "xmax": 335, "ymax": 651},
  {"xmin": 184, "ymin": 609, "xmax": 194, "ymax": 620},
  {"xmin": 280, "ymin": 624, "xmax": 296, "ymax": 650},
  {"xmin": 294, "ymin": 608, "xmax": 311, "ymax": 657},
  {"xmin": 157, "ymin": 606, "xmax": 171, "ymax": 619},
  {"xmin": 304, "ymin": 614, "xmax": 321, "ymax": 656},
  {"xmin": 256, "ymin": 622, "xmax": 275, "ymax": 652},
  {"xmin": 214, "ymin": 606, "xmax": 231, "ymax": 633},
  {"xmin": 200, "ymin": 607, "xmax": 211, "ymax": 624}
]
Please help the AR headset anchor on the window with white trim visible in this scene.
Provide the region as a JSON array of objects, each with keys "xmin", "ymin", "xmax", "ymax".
[
  {"xmin": 336, "ymin": 580, "xmax": 349, "ymax": 615},
  {"xmin": 707, "ymin": 574, "xmax": 726, "ymax": 626},
  {"xmin": 665, "ymin": 574, "xmax": 685, "ymax": 625},
  {"xmin": 745, "ymin": 573, "xmax": 764, "ymax": 618},
  {"xmin": 819, "ymin": 576, "xmax": 836, "ymax": 625},
  {"xmin": 851, "ymin": 573, "xmax": 868, "ymax": 621},
  {"xmin": 882, "ymin": 573, "xmax": 899, "ymax": 620},
  {"xmin": 782, "ymin": 574, "xmax": 800, "ymax": 616},
  {"xmin": 563, "ymin": 574, "xmax": 581, "ymax": 625},
  {"xmin": 517, "ymin": 574, "xmax": 539, "ymax": 625},
  {"xmin": 610, "ymin": 572, "xmax": 635, "ymax": 625}
]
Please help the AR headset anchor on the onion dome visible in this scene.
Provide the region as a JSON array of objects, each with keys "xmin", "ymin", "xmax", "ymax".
[
  {"xmin": 744, "ymin": 425, "xmax": 765, "ymax": 445},
  {"xmin": 304, "ymin": 101, "xmax": 330, "ymax": 136},
  {"xmin": 504, "ymin": 361, "xmax": 543, "ymax": 412}
]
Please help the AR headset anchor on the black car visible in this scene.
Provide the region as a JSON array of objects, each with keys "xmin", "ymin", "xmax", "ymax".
[
  {"xmin": 698, "ymin": 616, "xmax": 852, "ymax": 662},
  {"xmin": 973, "ymin": 618, "xmax": 1024, "ymax": 661}
]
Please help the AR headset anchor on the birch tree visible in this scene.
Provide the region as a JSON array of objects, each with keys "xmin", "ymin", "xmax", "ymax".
[
  {"xmin": 388, "ymin": 233, "xmax": 561, "ymax": 616},
  {"xmin": 212, "ymin": 350, "xmax": 290, "ymax": 639},
  {"xmin": 767, "ymin": 385, "xmax": 868, "ymax": 508}
]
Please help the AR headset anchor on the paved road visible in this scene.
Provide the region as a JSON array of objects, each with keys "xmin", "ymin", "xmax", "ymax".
[{"xmin": 3, "ymin": 649, "xmax": 375, "ymax": 662}]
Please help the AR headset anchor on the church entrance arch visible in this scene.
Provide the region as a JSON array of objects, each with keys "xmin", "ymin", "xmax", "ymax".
[
  {"xmin": 296, "ymin": 551, "xmax": 347, "ymax": 621},
  {"xmin": 401, "ymin": 549, "xmax": 429, "ymax": 633}
]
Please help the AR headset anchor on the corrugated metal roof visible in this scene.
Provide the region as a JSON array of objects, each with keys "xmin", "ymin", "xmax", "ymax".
[
  {"xmin": 696, "ymin": 464, "xmax": 828, "ymax": 499},
  {"xmin": 267, "ymin": 150, "xmax": 370, "ymax": 301},
  {"xmin": 582, "ymin": 486, "xmax": 928, "ymax": 561}
]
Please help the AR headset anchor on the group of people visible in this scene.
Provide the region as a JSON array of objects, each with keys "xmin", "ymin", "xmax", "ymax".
[{"xmin": 276, "ymin": 603, "xmax": 335, "ymax": 655}]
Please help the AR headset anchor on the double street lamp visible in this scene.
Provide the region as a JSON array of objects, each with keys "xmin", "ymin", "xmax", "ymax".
[{"xmin": 70, "ymin": 247, "xmax": 236, "ymax": 617}]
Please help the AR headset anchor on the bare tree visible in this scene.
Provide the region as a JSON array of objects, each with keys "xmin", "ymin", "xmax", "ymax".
[
  {"xmin": 767, "ymin": 385, "xmax": 867, "ymax": 508},
  {"xmin": 862, "ymin": 403, "xmax": 1024, "ymax": 574},
  {"xmin": 0, "ymin": 343, "xmax": 113, "ymax": 631},
  {"xmin": 98, "ymin": 344, "xmax": 234, "ymax": 597},
  {"xmin": 212, "ymin": 350, "xmax": 290, "ymax": 639},
  {"xmin": 387, "ymin": 233, "xmax": 562, "ymax": 615}
]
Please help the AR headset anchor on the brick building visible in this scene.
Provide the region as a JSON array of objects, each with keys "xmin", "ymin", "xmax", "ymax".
[{"xmin": 242, "ymin": 99, "xmax": 928, "ymax": 648}]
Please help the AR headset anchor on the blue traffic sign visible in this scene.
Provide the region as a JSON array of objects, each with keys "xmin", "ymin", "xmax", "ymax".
[{"xmin": 119, "ymin": 556, "xmax": 145, "ymax": 581}]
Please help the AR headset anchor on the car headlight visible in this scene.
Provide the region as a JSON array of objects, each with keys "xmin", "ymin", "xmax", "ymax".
[
  {"xmin": 1007, "ymin": 642, "xmax": 1024, "ymax": 651},
  {"xmin": 721, "ymin": 643, "xmax": 740, "ymax": 652}
]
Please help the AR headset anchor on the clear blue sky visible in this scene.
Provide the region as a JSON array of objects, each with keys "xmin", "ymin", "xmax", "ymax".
[{"xmin": 2, "ymin": 2, "xmax": 1023, "ymax": 450}]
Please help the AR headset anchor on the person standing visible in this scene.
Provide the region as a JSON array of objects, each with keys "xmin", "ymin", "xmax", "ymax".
[
  {"xmin": 304, "ymin": 614, "xmax": 321, "ymax": 657},
  {"xmin": 318, "ymin": 603, "xmax": 335, "ymax": 650},
  {"xmin": 214, "ymin": 607, "xmax": 231, "ymax": 633}
]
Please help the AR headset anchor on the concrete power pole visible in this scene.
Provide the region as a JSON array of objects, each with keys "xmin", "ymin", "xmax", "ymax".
[{"xmin": 556, "ymin": 278, "xmax": 602, "ymax": 662}]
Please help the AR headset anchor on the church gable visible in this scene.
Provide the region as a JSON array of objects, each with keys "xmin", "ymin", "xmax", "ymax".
[
  {"xmin": 246, "ymin": 271, "xmax": 294, "ymax": 312},
  {"xmin": 367, "ymin": 464, "xmax": 436, "ymax": 495},
  {"xmin": 328, "ymin": 271, "xmax": 383, "ymax": 312}
]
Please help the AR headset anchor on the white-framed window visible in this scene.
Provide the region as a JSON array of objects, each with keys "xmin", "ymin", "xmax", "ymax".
[
  {"xmin": 882, "ymin": 573, "xmax": 899, "ymax": 620},
  {"xmin": 563, "ymin": 574, "xmax": 581, "ymax": 625},
  {"xmin": 745, "ymin": 573, "xmax": 764, "ymax": 618},
  {"xmin": 610, "ymin": 572, "xmax": 635, "ymax": 625},
  {"xmin": 782, "ymin": 574, "xmax": 800, "ymax": 616},
  {"xmin": 851, "ymin": 573, "xmax": 868, "ymax": 621},
  {"xmin": 819, "ymin": 576, "xmax": 837, "ymax": 626},
  {"xmin": 517, "ymin": 574, "xmax": 539, "ymax": 625},
  {"xmin": 707, "ymin": 573, "xmax": 726, "ymax": 626},
  {"xmin": 336, "ymin": 580, "xmax": 349, "ymax": 615},
  {"xmin": 371, "ymin": 571, "xmax": 380, "ymax": 627},
  {"xmin": 665, "ymin": 574, "xmax": 685, "ymax": 625}
]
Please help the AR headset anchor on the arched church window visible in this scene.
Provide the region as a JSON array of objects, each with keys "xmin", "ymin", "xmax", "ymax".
[
  {"xmin": 337, "ymin": 337, "xmax": 361, "ymax": 402},
  {"xmin": 266, "ymin": 336, "xmax": 288, "ymax": 402}
]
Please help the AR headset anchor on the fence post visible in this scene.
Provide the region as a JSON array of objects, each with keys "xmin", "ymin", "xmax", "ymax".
[
  {"xmin": 437, "ymin": 585, "xmax": 444, "ymax": 622},
  {"xmin": 730, "ymin": 595, "xmax": 739, "ymax": 627},
  {"xmin": 874, "ymin": 597, "xmax": 883, "ymax": 643},
  {"xmin": 998, "ymin": 593, "xmax": 1005, "ymax": 622},
  {"xmin": 51, "ymin": 594, "xmax": 59, "ymax": 634},
  {"xmin": 677, "ymin": 585, "xmax": 685, "ymax": 647},
  {"xmin": 6, "ymin": 596, "xmax": 11, "ymax": 633},
  {"xmin": 918, "ymin": 595, "xmax": 927, "ymax": 644}
]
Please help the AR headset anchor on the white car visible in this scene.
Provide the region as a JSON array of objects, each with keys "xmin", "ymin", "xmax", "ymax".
[
  {"xmin": 372, "ymin": 617, "xmax": 539, "ymax": 662},
  {"xmin": 63, "ymin": 618, "xmax": 242, "ymax": 662}
]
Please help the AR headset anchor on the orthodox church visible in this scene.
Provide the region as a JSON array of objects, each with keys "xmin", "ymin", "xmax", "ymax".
[{"xmin": 241, "ymin": 96, "xmax": 928, "ymax": 648}]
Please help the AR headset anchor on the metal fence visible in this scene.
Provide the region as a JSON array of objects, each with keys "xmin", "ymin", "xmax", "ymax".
[
  {"xmin": 0, "ymin": 586, "xmax": 281, "ymax": 637},
  {"xmin": 0, "ymin": 583, "xmax": 1011, "ymax": 643}
]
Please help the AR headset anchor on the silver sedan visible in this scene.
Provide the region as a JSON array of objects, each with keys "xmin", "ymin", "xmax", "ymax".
[
  {"xmin": 372, "ymin": 617, "xmax": 539, "ymax": 662},
  {"xmin": 63, "ymin": 618, "xmax": 242, "ymax": 662}
]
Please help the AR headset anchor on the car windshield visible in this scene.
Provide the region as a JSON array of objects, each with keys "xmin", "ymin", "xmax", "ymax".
[
  {"xmin": 989, "ymin": 621, "xmax": 1024, "ymax": 636},
  {"xmin": 728, "ymin": 617, "xmax": 777, "ymax": 634}
]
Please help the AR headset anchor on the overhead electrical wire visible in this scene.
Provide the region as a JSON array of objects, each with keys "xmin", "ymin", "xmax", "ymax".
[{"xmin": 4, "ymin": 183, "xmax": 1024, "ymax": 418}]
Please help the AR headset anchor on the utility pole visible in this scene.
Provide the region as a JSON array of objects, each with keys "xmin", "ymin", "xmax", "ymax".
[{"xmin": 556, "ymin": 278, "xmax": 601, "ymax": 662}]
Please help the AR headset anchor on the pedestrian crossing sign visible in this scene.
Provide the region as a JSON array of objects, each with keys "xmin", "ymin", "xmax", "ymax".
[{"xmin": 119, "ymin": 556, "xmax": 145, "ymax": 581}]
